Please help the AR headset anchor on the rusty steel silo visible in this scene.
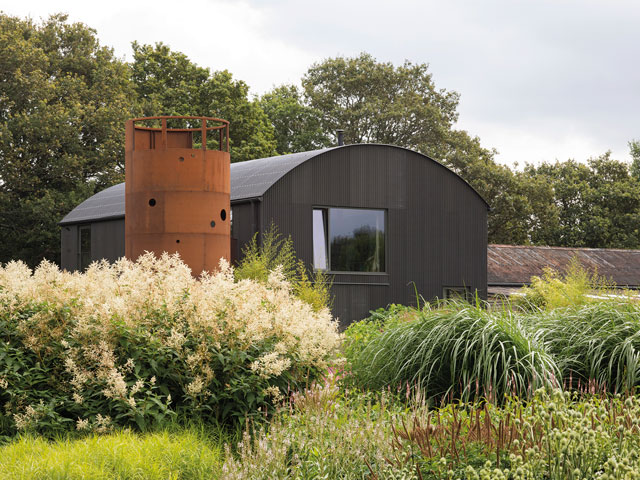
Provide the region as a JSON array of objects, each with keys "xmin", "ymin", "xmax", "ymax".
[{"xmin": 125, "ymin": 116, "xmax": 230, "ymax": 275}]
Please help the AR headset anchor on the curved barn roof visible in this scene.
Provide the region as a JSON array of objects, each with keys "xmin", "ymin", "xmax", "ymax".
[
  {"xmin": 59, "ymin": 144, "xmax": 487, "ymax": 225},
  {"xmin": 60, "ymin": 183, "xmax": 125, "ymax": 225}
]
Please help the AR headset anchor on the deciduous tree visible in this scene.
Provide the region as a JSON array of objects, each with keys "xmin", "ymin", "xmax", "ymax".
[
  {"xmin": 0, "ymin": 14, "xmax": 136, "ymax": 266},
  {"xmin": 131, "ymin": 42, "xmax": 277, "ymax": 162}
]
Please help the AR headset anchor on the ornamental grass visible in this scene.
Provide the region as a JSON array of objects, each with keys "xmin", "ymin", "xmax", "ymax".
[{"xmin": 346, "ymin": 304, "xmax": 559, "ymax": 403}]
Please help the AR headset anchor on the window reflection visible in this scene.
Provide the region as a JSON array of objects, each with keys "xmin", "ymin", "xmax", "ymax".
[
  {"xmin": 313, "ymin": 207, "xmax": 385, "ymax": 272},
  {"xmin": 313, "ymin": 209, "xmax": 328, "ymax": 270}
]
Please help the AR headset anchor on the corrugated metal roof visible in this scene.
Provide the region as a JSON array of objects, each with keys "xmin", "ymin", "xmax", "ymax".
[
  {"xmin": 59, "ymin": 183, "xmax": 125, "ymax": 225},
  {"xmin": 59, "ymin": 144, "xmax": 489, "ymax": 225},
  {"xmin": 488, "ymin": 244, "xmax": 640, "ymax": 287},
  {"xmin": 60, "ymin": 148, "xmax": 337, "ymax": 225},
  {"xmin": 230, "ymin": 148, "xmax": 336, "ymax": 200}
]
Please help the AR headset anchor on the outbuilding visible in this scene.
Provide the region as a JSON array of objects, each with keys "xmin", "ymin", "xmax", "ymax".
[{"xmin": 60, "ymin": 144, "xmax": 489, "ymax": 325}]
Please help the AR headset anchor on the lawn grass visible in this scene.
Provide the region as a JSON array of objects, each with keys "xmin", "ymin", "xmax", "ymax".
[{"xmin": 0, "ymin": 428, "xmax": 224, "ymax": 480}]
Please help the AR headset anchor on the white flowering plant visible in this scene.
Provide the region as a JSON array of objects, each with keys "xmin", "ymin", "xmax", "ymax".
[{"xmin": 0, "ymin": 253, "xmax": 340, "ymax": 436}]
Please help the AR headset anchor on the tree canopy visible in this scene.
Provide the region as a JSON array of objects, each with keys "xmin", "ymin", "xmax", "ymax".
[
  {"xmin": 1, "ymin": 14, "xmax": 638, "ymax": 267},
  {"xmin": 131, "ymin": 42, "xmax": 277, "ymax": 162},
  {"xmin": 0, "ymin": 14, "xmax": 136, "ymax": 266}
]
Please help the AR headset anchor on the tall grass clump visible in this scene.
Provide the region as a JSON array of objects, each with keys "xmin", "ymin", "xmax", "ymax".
[
  {"xmin": 343, "ymin": 304, "xmax": 419, "ymax": 368},
  {"xmin": 0, "ymin": 253, "xmax": 340, "ymax": 437},
  {"xmin": 535, "ymin": 302, "xmax": 640, "ymax": 393},
  {"xmin": 346, "ymin": 303, "xmax": 559, "ymax": 402}
]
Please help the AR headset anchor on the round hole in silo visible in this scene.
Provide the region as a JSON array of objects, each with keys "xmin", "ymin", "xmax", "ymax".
[
  {"xmin": 210, "ymin": 220, "xmax": 216, "ymax": 228},
  {"xmin": 176, "ymin": 239, "xmax": 180, "ymax": 244},
  {"xmin": 220, "ymin": 209, "xmax": 227, "ymax": 221},
  {"xmin": 149, "ymin": 198, "xmax": 156, "ymax": 207},
  {"xmin": 178, "ymin": 156, "xmax": 185, "ymax": 162}
]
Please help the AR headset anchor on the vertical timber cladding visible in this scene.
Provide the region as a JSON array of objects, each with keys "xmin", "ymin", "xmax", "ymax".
[
  {"xmin": 125, "ymin": 116, "xmax": 231, "ymax": 275},
  {"xmin": 260, "ymin": 144, "xmax": 488, "ymax": 324}
]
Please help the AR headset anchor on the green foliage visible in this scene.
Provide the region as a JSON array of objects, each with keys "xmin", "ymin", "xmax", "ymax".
[
  {"xmin": 518, "ymin": 256, "xmax": 614, "ymax": 310},
  {"xmin": 630, "ymin": 139, "xmax": 640, "ymax": 181},
  {"xmin": 346, "ymin": 303, "xmax": 559, "ymax": 402},
  {"xmin": 259, "ymin": 84, "xmax": 330, "ymax": 154},
  {"xmin": 536, "ymin": 302, "xmax": 640, "ymax": 394},
  {"xmin": 234, "ymin": 225, "xmax": 298, "ymax": 284},
  {"xmin": 0, "ymin": 255, "xmax": 339, "ymax": 437},
  {"xmin": 0, "ymin": 429, "xmax": 223, "ymax": 479},
  {"xmin": 293, "ymin": 262, "xmax": 333, "ymax": 313},
  {"xmin": 235, "ymin": 225, "xmax": 333, "ymax": 312},
  {"xmin": 386, "ymin": 389, "xmax": 640, "ymax": 479},
  {"xmin": 302, "ymin": 52, "xmax": 460, "ymax": 152},
  {"xmin": 523, "ymin": 153, "xmax": 640, "ymax": 249},
  {"xmin": 0, "ymin": 13, "xmax": 136, "ymax": 267},
  {"xmin": 131, "ymin": 42, "xmax": 277, "ymax": 162}
]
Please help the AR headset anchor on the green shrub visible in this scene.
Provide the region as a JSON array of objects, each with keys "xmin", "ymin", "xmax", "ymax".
[
  {"xmin": 235, "ymin": 224, "xmax": 333, "ymax": 312},
  {"xmin": 517, "ymin": 257, "xmax": 615, "ymax": 311},
  {"xmin": 0, "ymin": 254, "xmax": 340, "ymax": 437},
  {"xmin": 346, "ymin": 303, "xmax": 559, "ymax": 402},
  {"xmin": 0, "ymin": 428, "xmax": 223, "ymax": 479}
]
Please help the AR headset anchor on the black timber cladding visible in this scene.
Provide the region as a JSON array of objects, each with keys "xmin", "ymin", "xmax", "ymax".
[
  {"xmin": 250, "ymin": 144, "xmax": 488, "ymax": 325},
  {"xmin": 60, "ymin": 144, "xmax": 488, "ymax": 326}
]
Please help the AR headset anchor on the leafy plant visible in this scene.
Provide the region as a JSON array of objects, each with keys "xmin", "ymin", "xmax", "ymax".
[
  {"xmin": 0, "ymin": 253, "xmax": 340, "ymax": 436},
  {"xmin": 235, "ymin": 224, "xmax": 333, "ymax": 312},
  {"xmin": 517, "ymin": 256, "xmax": 615, "ymax": 310}
]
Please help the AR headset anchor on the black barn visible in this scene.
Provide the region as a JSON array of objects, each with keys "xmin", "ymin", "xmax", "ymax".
[{"xmin": 60, "ymin": 144, "xmax": 489, "ymax": 325}]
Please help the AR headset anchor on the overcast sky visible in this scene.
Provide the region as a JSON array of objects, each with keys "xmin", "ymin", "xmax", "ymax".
[{"xmin": 2, "ymin": 0, "xmax": 639, "ymax": 167}]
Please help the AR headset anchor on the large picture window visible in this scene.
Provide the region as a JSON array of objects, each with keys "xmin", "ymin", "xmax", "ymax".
[{"xmin": 313, "ymin": 207, "xmax": 385, "ymax": 272}]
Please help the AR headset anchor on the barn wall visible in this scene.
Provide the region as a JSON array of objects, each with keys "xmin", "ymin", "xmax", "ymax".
[
  {"xmin": 92, "ymin": 219, "xmax": 125, "ymax": 263},
  {"xmin": 230, "ymin": 200, "xmax": 260, "ymax": 265},
  {"xmin": 60, "ymin": 225, "xmax": 78, "ymax": 271},
  {"xmin": 60, "ymin": 219, "xmax": 125, "ymax": 271},
  {"xmin": 260, "ymin": 144, "xmax": 488, "ymax": 326}
]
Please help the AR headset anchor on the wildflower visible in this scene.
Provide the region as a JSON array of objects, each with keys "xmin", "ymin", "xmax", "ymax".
[{"xmin": 76, "ymin": 418, "xmax": 89, "ymax": 430}]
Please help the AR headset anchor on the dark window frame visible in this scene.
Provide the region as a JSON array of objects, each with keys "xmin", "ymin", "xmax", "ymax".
[
  {"xmin": 442, "ymin": 286, "xmax": 473, "ymax": 302},
  {"xmin": 313, "ymin": 206, "xmax": 388, "ymax": 275},
  {"xmin": 78, "ymin": 224, "xmax": 92, "ymax": 272}
]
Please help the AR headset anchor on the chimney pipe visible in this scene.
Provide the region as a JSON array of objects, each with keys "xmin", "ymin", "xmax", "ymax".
[{"xmin": 336, "ymin": 129, "xmax": 344, "ymax": 146}]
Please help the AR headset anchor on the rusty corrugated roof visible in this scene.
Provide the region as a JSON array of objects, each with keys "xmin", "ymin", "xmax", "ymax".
[{"xmin": 488, "ymin": 244, "xmax": 640, "ymax": 287}]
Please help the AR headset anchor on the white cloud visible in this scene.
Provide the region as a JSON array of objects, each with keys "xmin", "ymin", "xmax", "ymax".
[
  {"xmin": 3, "ymin": 0, "xmax": 639, "ymax": 165},
  {"xmin": 2, "ymin": 0, "xmax": 313, "ymax": 94}
]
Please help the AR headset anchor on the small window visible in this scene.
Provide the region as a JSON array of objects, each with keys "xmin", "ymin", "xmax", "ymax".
[
  {"xmin": 79, "ymin": 225, "xmax": 91, "ymax": 271},
  {"xmin": 313, "ymin": 207, "xmax": 386, "ymax": 272},
  {"xmin": 443, "ymin": 287, "xmax": 472, "ymax": 302}
]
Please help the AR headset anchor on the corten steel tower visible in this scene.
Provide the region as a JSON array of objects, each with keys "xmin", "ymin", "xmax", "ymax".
[{"xmin": 125, "ymin": 116, "xmax": 231, "ymax": 275}]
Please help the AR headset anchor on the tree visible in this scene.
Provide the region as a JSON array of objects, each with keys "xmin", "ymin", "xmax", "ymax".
[
  {"xmin": 0, "ymin": 14, "xmax": 136, "ymax": 266},
  {"xmin": 630, "ymin": 139, "xmax": 640, "ymax": 181},
  {"xmin": 524, "ymin": 154, "xmax": 640, "ymax": 249},
  {"xmin": 302, "ymin": 53, "xmax": 460, "ymax": 155},
  {"xmin": 259, "ymin": 85, "xmax": 329, "ymax": 154},
  {"xmin": 131, "ymin": 42, "xmax": 277, "ymax": 162}
]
